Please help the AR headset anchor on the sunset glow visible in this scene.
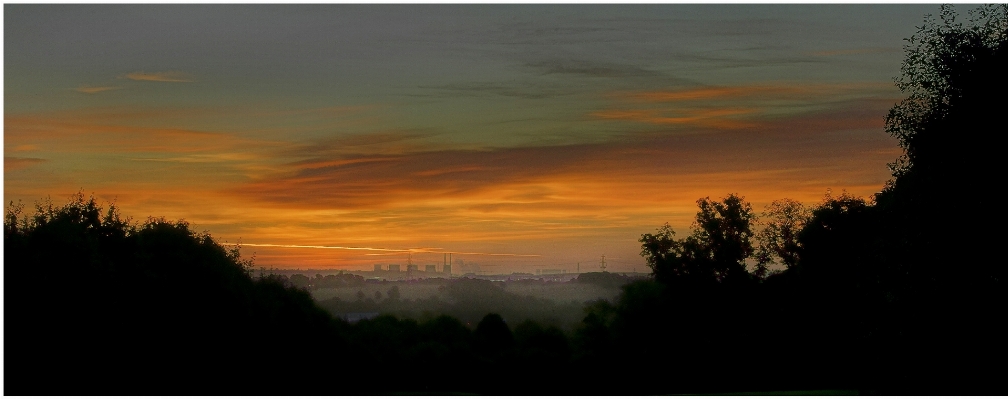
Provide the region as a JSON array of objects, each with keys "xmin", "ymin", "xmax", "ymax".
[{"xmin": 4, "ymin": 5, "xmax": 937, "ymax": 273}]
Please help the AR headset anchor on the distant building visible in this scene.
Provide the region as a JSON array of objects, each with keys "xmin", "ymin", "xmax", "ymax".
[
  {"xmin": 425, "ymin": 264, "xmax": 437, "ymax": 273},
  {"xmin": 407, "ymin": 264, "xmax": 418, "ymax": 272},
  {"xmin": 374, "ymin": 264, "xmax": 383, "ymax": 272},
  {"xmin": 388, "ymin": 264, "xmax": 401, "ymax": 272},
  {"xmin": 455, "ymin": 259, "xmax": 479, "ymax": 275},
  {"xmin": 443, "ymin": 253, "xmax": 453, "ymax": 276}
]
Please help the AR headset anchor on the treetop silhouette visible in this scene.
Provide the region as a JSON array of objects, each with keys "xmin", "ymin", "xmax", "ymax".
[{"xmin": 640, "ymin": 193, "xmax": 755, "ymax": 285}]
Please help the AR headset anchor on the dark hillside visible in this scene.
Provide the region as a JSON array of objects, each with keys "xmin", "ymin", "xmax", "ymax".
[
  {"xmin": 3, "ymin": 195, "xmax": 587, "ymax": 395},
  {"xmin": 4, "ymin": 195, "xmax": 350, "ymax": 394}
]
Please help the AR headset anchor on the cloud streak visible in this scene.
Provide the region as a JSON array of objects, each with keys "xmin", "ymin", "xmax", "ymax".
[
  {"xmin": 614, "ymin": 82, "xmax": 893, "ymax": 104},
  {"xmin": 74, "ymin": 86, "xmax": 120, "ymax": 94},
  {"xmin": 4, "ymin": 114, "xmax": 261, "ymax": 154},
  {"xmin": 124, "ymin": 71, "xmax": 193, "ymax": 82},
  {"xmin": 4, "ymin": 157, "xmax": 47, "ymax": 171},
  {"xmin": 209, "ymin": 100, "xmax": 896, "ymax": 271},
  {"xmin": 527, "ymin": 60, "xmax": 662, "ymax": 78},
  {"xmin": 812, "ymin": 47, "xmax": 899, "ymax": 57},
  {"xmin": 592, "ymin": 108, "xmax": 758, "ymax": 128},
  {"xmin": 224, "ymin": 243, "xmax": 540, "ymax": 257},
  {"xmin": 233, "ymin": 96, "xmax": 897, "ymax": 217},
  {"xmin": 593, "ymin": 82, "xmax": 896, "ymax": 130}
]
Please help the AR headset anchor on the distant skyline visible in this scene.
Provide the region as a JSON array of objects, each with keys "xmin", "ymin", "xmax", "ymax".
[{"xmin": 4, "ymin": 4, "xmax": 938, "ymax": 273}]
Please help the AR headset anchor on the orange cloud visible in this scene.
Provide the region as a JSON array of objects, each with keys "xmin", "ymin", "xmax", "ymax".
[
  {"xmin": 4, "ymin": 114, "xmax": 261, "ymax": 154},
  {"xmin": 621, "ymin": 82, "xmax": 892, "ymax": 103},
  {"xmin": 74, "ymin": 86, "xmax": 120, "ymax": 94},
  {"xmin": 592, "ymin": 107, "xmax": 758, "ymax": 128},
  {"xmin": 124, "ymin": 71, "xmax": 193, "ymax": 83},
  {"xmin": 10, "ymin": 145, "xmax": 39, "ymax": 152},
  {"xmin": 130, "ymin": 153, "xmax": 258, "ymax": 163},
  {"xmin": 234, "ymin": 98, "xmax": 896, "ymax": 217},
  {"xmin": 594, "ymin": 82, "xmax": 898, "ymax": 132},
  {"xmin": 629, "ymin": 86, "xmax": 801, "ymax": 102}
]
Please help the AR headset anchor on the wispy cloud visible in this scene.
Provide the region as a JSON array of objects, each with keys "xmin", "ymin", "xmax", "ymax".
[
  {"xmin": 811, "ymin": 47, "xmax": 899, "ymax": 57},
  {"xmin": 124, "ymin": 71, "xmax": 193, "ymax": 83},
  {"xmin": 413, "ymin": 82, "xmax": 575, "ymax": 100},
  {"xmin": 4, "ymin": 114, "xmax": 255, "ymax": 153},
  {"xmin": 223, "ymin": 243, "xmax": 540, "ymax": 257},
  {"xmin": 618, "ymin": 82, "xmax": 891, "ymax": 103},
  {"xmin": 280, "ymin": 130, "xmax": 442, "ymax": 160},
  {"xmin": 10, "ymin": 144, "xmax": 39, "ymax": 152},
  {"xmin": 592, "ymin": 108, "xmax": 758, "ymax": 128},
  {"xmin": 527, "ymin": 60, "xmax": 662, "ymax": 78},
  {"xmin": 627, "ymin": 86, "xmax": 797, "ymax": 102},
  {"xmin": 4, "ymin": 98, "xmax": 897, "ymax": 269},
  {"xmin": 130, "ymin": 153, "xmax": 258, "ymax": 163},
  {"xmin": 5, "ymin": 157, "xmax": 47, "ymax": 171},
  {"xmin": 233, "ymin": 98, "xmax": 897, "ymax": 217},
  {"xmin": 593, "ymin": 82, "xmax": 896, "ymax": 130},
  {"xmin": 74, "ymin": 86, "xmax": 120, "ymax": 94}
]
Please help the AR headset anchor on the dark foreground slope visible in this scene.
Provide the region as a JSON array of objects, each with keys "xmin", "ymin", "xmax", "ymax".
[
  {"xmin": 2, "ymin": 196, "xmax": 592, "ymax": 395},
  {"xmin": 4, "ymin": 197, "xmax": 345, "ymax": 394}
]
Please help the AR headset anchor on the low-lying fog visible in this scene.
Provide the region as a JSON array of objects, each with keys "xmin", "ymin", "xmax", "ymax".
[{"xmin": 274, "ymin": 271, "xmax": 645, "ymax": 330}]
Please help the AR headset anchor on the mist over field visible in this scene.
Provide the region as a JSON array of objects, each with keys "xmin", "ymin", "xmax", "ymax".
[{"xmin": 288, "ymin": 271, "xmax": 635, "ymax": 328}]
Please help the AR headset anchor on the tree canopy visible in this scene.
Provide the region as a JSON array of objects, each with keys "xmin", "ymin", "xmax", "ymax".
[
  {"xmin": 877, "ymin": 4, "xmax": 1007, "ymax": 291},
  {"xmin": 640, "ymin": 193, "xmax": 755, "ymax": 285},
  {"xmin": 884, "ymin": 4, "xmax": 1008, "ymax": 184},
  {"xmin": 754, "ymin": 198, "xmax": 809, "ymax": 278}
]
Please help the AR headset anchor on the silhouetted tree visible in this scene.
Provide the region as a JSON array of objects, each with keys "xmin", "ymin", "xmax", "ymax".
[
  {"xmin": 795, "ymin": 191, "xmax": 878, "ymax": 287},
  {"xmin": 641, "ymin": 194, "xmax": 756, "ymax": 285},
  {"xmin": 513, "ymin": 320, "xmax": 571, "ymax": 367},
  {"xmin": 883, "ymin": 4, "xmax": 1007, "ymax": 185},
  {"xmin": 694, "ymin": 194, "xmax": 756, "ymax": 282},
  {"xmin": 878, "ymin": 4, "xmax": 1008, "ymax": 285},
  {"xmin": 754, "ymin": 198, "xmax": 810, "ymax": 278},
  {"xmin": 290, "ymin": 273, "xmax": 310, "ymax": 289},
  {"xmin": 639, "ymin": 222, "xmax": 681, "ymax": 283},
  {"xmin": 386, "ymin": 285, "xmax": 401, "ymax": 301},
  {"xmin": 573, "ymin": 299, "xmax": 616, "ymax": 364},
  {"xmin": 870, "ymin": 5, "xmax": 1008, "ymax": 393},
  {"xmin": 473, "ymin": 313, "xmax": 514, "ymax": 359}
]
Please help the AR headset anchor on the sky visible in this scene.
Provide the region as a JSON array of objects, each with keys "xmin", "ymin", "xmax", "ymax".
[{"xmin": 4, "ymin": 4, "xmax": 939, "ymax": 273}]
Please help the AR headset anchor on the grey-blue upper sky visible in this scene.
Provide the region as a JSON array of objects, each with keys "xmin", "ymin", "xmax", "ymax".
[{"xmin": 6, "ymin": 5, "xmax": 936, "ymax": 145}]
